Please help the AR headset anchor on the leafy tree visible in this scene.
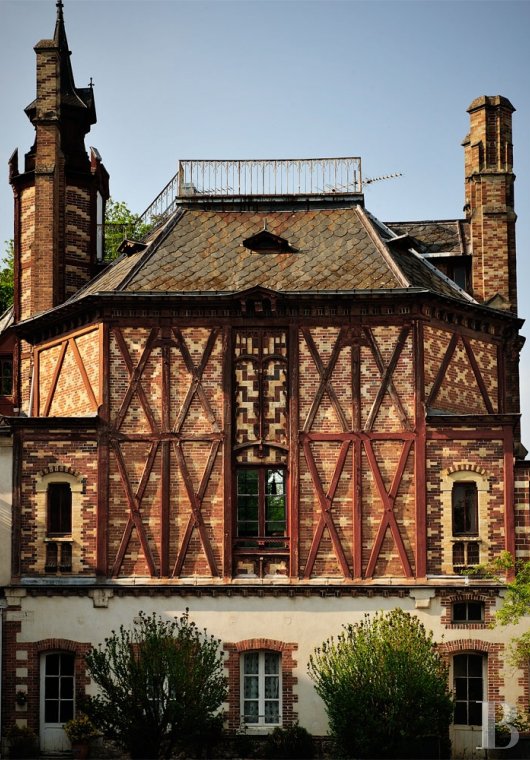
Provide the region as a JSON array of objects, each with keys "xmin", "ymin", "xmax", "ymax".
[
  {"xmin": 469, "ymin": 551, "xmax": 530, "ymax": 666},
  {"xmin": 308, "ymin": 609, "xmax": 453, "ymax": 759},
  {"xmin": 83, "ymin": 610, "xmax": 226, "ymax": 759},
  {"xmin": 104, "ymin": 198, "xmax": 153, "ymax": 260},
  {"xmin": 0, "ymin": 240, "xmax": 14, "ymax": 313}
]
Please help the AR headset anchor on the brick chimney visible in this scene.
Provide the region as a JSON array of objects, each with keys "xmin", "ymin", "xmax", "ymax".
[
  {"xmin": 462, "ymin": 95, "xmax": 517, "ymax": 313},
  {"xmin": 9, "ymin": 1, "xmax": 108, "ymax": 323}
]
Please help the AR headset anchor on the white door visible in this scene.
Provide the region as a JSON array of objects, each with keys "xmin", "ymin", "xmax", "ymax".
[
  {"xmin": 451, "ymin": 653, "xmax": 486, "ymax": 759},
  {"xmin": 39, "ymin": 652, "xmax": 75, "ymax": 752}
]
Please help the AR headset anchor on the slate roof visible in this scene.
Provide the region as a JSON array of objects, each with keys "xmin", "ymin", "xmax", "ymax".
[
  {"xmin": 71, "ymin": 203, "xmax": 470, "ymax": 305},
  {"xmin": 385, "ymin": 220, "xmax": 470, "ymax": 256}
]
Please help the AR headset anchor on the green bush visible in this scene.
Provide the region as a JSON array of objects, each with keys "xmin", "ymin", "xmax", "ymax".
[
  {"xmin": 308, "ymin": 609, "xmax": 452, "ymax": 759},
  {"xmin": 83, "ymin": 610, "xmax": 226, "ymax": 759},
  {"xmin": 263, "ymin": 723, "xmax": 315, "ymax": 759}
]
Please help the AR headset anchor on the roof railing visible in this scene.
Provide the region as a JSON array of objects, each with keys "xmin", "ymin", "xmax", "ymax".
[{"xmin": 139, "ymin": 157, "xmax": 362, "ymax": 227}]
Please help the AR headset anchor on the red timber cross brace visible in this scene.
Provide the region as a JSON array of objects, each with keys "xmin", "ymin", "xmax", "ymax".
[
  {"xmin": 300, "ymin": 322, "xmax": 422, "ymax": 580},
  {"xmin": 105, "ymin": 324, "xmax": 222, "ymax": 578}
]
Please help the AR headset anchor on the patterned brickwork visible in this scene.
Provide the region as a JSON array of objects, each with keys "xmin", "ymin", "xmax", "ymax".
[
  {"xmin": 439, "ymin": 590, "xmax": 497, "ymax": 629},
  {"xmin": 224, "ymin": 639, "xmax": 298, "ymax": 731},
  {"xmin": 234, "ymin": 330, "xmax": 288, "ymax": 463},
  {"xmin": 514, "ymin": 461, "xmax": 530, "ymax": 559},
  {"xmin": 17, "ymin": 436, "xmax": 98, "ymax": 576},
  {"xmin": 2, "ymin": 612, "xmax": 91, "ymax": 737},
  {"xmin": 425, "ymin": 440, "xmax": 505, "ymax": 574},
  {"xmin": 36, "ymin": 328, "xmax": 100, "ymax": 417}
]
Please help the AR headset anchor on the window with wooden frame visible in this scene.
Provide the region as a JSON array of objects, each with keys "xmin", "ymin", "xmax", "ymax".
[
  {"xmin": 47, "ymin": 483, "xmax": 72, "ymax": 536},
  {"xmin": 452, "ymin": 482, "xmax": 478, "ymax": 536},
  {"xmin": 452, "ymin": 601, "xmax": 485, "ymax": 623},
  {"xmin": 236, "ymin": 468, "xmax": 286, "ymax": 544},
  {"xmin": 241, "ymin": 651, "xmax": 281, "ymax": 727},
  {"xmin": 0, "ymin": 355, "xmax": 12, "ymax": 396}
]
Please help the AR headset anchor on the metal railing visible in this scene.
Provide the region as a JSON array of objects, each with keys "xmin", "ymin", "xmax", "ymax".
[{"xmin": 139, "ymin": 157, "xmax": 362, "ymax": 227}]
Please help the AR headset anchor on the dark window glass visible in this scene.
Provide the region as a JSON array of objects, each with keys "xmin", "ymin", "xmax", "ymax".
[
  {"xmin": 45, "ymin": 543, "xmax": 58, "ymax": 573},
  {"xmin": 47, "ymin": 484, "xmax": 72, "ymax": 535},
  {"xmin": 453, "ymin": 482, "xmax": 478, "ymax": 536},
  {"xmin": 44, "ymin": 652, "xmax": 75, "ymax": 726},
  {"xmin": 453, "ymin": 542, "xmax": 465, "ymax": 566},
  {"xmin": 453, "ymin": 653, "xmax": 484, "ymax": 726},
  {"xmin": 237, "ymin": 468, "xmax": 286, "ymax": 539},
  {"xmin": 467, "ymin": 542, "xmax": 480, "ymax": 565},
  {"xmin": 0, "ymin": 356, "xmax": 12, "ymax": 396},
  {"xmin": 453, "ymin": 601, "xmax": 484, "ymax": 623}
]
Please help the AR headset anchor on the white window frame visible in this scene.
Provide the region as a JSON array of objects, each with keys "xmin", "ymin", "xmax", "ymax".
[{"xmin": 240, "ymin": 651, "xmax": 281, "ymax": 730}]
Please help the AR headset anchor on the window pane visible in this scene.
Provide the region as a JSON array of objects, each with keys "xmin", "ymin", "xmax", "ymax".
[
  {"xmin": 265, "ymin": 676, "xmax": 279, "ymax": 699},
  {"xmin": 455, "ymin": 678, "xmax": 468, "ymax": 700},
  {"xmin": 469, "ymin": 678, "xmax": 483, "ymax": 701},
  {"xmin": 453, "ymin": 483, "xmax": 478, "ymax": 536},
  {"xmin": 454, "ymin": 702, "xmax": 468, "ymax": 725},
  {"xmin": 48, "ymin": 484, "xmax": 72, "ymax": 534},
  {"xmin": 238, "ymin": 470, "xmax": 259, "ymax": 494},
  {"xmin": 453, "ymin": 543, "xmax": 465, "ymax": 566},
  {"xmin": 467, "ymin": 602, "xmax": 484, "ymax": 621},
  {"xmin": 244, "ymin": 676, "xmax": 259, "ymax": 699},
  {"xmin": 61, "ymin": 678, "xmax": 74, "ymax": 700},
  {"xmin": 60, "ymin": 701, "xmax": 74, "ymax": 723},
  {"xmin": 453, "ymin": 603, "xmax": 467, "ymax": 622},
  {"xmin": 45, "ymin": 701, "xmax": 59, "ymax": 723},
  {"xmin": 453, "ymin": 655, "xmax": 467, "ymax": 677},
  {"xmin": 265, "ymin": 701, "xmax": 279, "ymax": 724},
  {"xmin": 467, "ymin": 542, "xmax": 480, "ymax": 565},
  {"xmin": 244, "ymin": 652, "xmax": 259, "ymax": 674},
  {"xmin": 468, "ymin": 655, "xmax": 483, "ymax": 677},
  {"xmin": 266, "ymin": 470, "xmax": 285, "ymax": 496},
  {"xmin": 45, "ymin": 677, "xmax": 59, "ymax": 699},
  {"xmin": 46, "ymin": 654, "xmax": 60, "ymax": 675},
  {"xmin": 265, "ymin": 653, "xmax": 280, "ymax": 674},
  {"xmin": 468, "ymin": 701, "xmax": 483, "ymax": 726},
  {"xmin": 244, "ymin": 701, "xmax": 259, "ymax": 723}
]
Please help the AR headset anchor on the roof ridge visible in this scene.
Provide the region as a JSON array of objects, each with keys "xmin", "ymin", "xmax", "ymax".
[
  {"xmin": 356, "ymin": 207, "xmax": 411, "ymax": 288},
  {"xmin": 118, "ymin": 208, "xmax": 187, "ymax": 291}
]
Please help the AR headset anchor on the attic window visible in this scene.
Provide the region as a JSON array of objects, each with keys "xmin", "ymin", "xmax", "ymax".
[{"xmin": 242, "ymin": 229, "xmax": 297, "ymax": 254}]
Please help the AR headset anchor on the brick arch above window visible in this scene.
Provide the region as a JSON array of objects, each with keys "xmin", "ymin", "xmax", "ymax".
[
  {"xmin": 224, "ymin": 639, "xmax": 298, "ymax": 731},
  {"xmin": 438, "ymin": 639, "xmax": 505, "ymax": 704}
]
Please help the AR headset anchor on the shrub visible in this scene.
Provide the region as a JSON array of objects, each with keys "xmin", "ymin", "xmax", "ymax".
[
  {"xmin": 308, "ymin": 609, "xmax": 453, "ymax": 759},
  {"xmin": 263, "ymin": 723, "xmax": 315, "ymax": 759},
  {"xmin": 83, "ymin": 610, "xmax": 226, "ymax": 759}
]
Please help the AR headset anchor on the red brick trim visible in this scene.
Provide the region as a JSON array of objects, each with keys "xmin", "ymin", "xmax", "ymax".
[
  {"xmin": 224, "ymin": 639, "xmax": 298, "ymax": 731},
  {"xmin": 438, "ymin": 639, "xmax": 505, "ymax": 703},
  {"xmin": 2, "ymin": 637, "xmax": 92, "ymax": 737}
]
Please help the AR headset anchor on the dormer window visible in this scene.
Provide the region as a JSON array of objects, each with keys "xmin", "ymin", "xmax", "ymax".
[{"xmin": 242, "ymin": 229, "xmax": 297, "ymax": 254}]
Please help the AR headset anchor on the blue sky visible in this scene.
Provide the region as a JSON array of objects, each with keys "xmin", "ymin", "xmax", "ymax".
[{"xmin": 1, "ymin": 0, "xmax": 530, "ymax": 432}]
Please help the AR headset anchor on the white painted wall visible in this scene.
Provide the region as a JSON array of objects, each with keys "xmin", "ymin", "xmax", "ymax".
[{"xmin": 8, "ymin": 590, "xmax": 527, "ymax": 735}]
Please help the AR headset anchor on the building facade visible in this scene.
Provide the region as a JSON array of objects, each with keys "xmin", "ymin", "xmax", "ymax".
[{"xmin": 1, "ymin": 5, "xmax": 529, "ymax": 758}]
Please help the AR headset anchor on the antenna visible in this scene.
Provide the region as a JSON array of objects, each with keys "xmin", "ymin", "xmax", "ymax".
[{"xmin": 363, "ymin": 172, "xmax": 403, "ymax": 186}]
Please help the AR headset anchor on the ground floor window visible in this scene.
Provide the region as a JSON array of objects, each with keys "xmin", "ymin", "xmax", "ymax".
[
  {"xmin": 453, "ymin": 653, "xmax": 484, "ymax": 726},
  {"xmin": 241, "ymin": 651, "xmax": 281, "ymax": 726}
]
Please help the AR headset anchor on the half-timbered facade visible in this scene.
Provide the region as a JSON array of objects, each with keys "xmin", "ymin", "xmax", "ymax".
[{"xmin": 1, "ymin": 5, "xmax": 529, "ymax": 758}]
